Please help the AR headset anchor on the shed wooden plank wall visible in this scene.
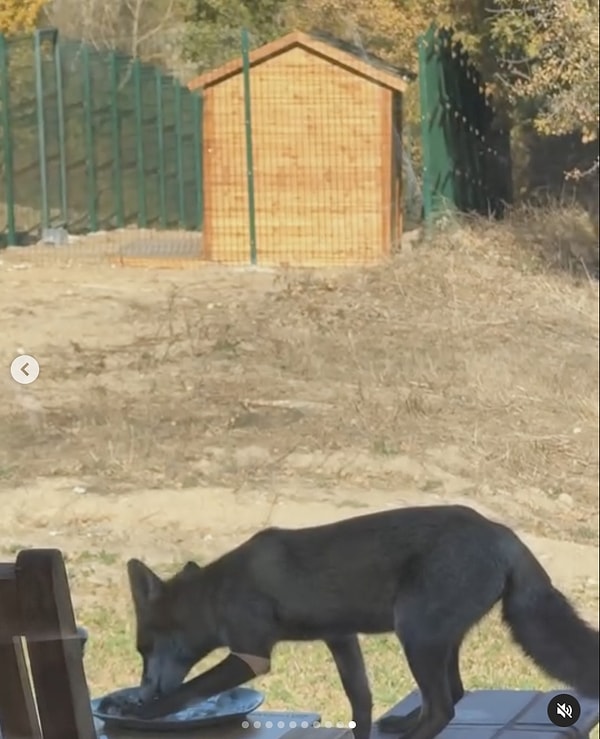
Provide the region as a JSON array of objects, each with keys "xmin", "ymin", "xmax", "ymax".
[{"xmin": 203, "ymin": 47, "xmax": 391, "ymax": 265}]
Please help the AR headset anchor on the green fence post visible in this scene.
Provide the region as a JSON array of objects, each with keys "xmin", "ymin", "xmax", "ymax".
[
  {"xmin": 174, "ymin": 82, "xmax": 185, "ymax": 226},
  {"xmin": 34, "ymin": 30, "xmax": 50, "ymax": 231},
  {"xmin": 241, "ymin": 28, "xmax": 257, "ymax": 264},
  {"xmin": 417, "ymin": 33, "xmax": 432, "ymax": 227},
  {"xmin": 53, "ymin": 31, "xmax": 68, "ymax": 227},
  {"xmin": 109, "ymin": 52, "xmax": 124, "ymax": 227},
  {"xmin": 155, "ymin": 70, "xmax": 167, "ymax": 228},
  {"xmin": 192, "ymin": 92, "xmax": 203, "ymax": 231},
  {"xmin": 0, "ymin": 34, "xmax": 16, "ymax": 246},
  {"xmin": 418, "ymin": 25, "xmax": 456, "ymax": 222},
  {"xmin": 133, "ymin": 59, "xmax": 147, "ymax": 228},
  {"xmin": 81, "ymin": 45, "xmax": 97, "ymax": 231},
  {"xmin": 437, "ymin": 29, "xmax": 457, "ymax": 213}
]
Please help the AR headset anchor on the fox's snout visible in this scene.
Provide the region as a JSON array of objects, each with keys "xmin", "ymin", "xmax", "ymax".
[
  {"xmin": 139, "ymin": 681, "xmax": 162, "ymax": 702},
  {"xmin": 139, "ymin": 653, "xmax": 190, "ymax": 702}
]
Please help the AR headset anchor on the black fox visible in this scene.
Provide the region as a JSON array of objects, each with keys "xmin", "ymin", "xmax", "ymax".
[{"xmin": 107, "ymin": 505, "xmax": 599, "ymax": 739}]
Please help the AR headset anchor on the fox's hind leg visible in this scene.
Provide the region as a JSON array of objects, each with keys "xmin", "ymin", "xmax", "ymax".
[
  {"xmin": 325, "ymin": 635, "xmax": 372, "ymax": 739},
  {"xmin": 397, "ymin": 641, "xmax": 455, "ymax": 739},
  {"xmin": 377, "ymin": 590, "xmax": 469, "ymax": 739},
  {"xmin": 447, "ymin": 644, "xmax": 464, "ymax": 704},
  {"xmin": 379, "ymin": 536, "xmax": 505, "ymax": 738},
  {"xmin": 378, "ymin": 643, "xmax": 464, "ymax": 735}
]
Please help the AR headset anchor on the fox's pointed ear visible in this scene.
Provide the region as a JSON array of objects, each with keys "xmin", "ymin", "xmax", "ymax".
[
  {"xmin": 182, "ymin": 561, "xmax": 201, "ymax": 576},
  {"xmin": 127, "ymin": 559, "xmax": 163, "ymax": 607}
]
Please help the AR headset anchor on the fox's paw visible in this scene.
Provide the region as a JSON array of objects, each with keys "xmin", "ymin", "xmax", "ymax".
[{"xmin": 377, "ymin": 707, "xmax": 420, "ymax": 735}]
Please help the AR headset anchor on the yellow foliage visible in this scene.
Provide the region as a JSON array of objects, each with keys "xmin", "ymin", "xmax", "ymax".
[
  {"xmin": 282, "ymin": 0, "xmax": 477, "ymax": 130},
  {"xmin": 491, "ymin": 0, "xmax": 599, "ymax": 141},
  {"xmin": 0, "ymin": 0, "xmax": 46, "ymax": 36},
  {"xmin": 283, "ymin": 0, "xmax": 599, "ymax": 141},
  {"xmin": 286, "ymin": 0, "xmax": 458, "ymax": 70}
]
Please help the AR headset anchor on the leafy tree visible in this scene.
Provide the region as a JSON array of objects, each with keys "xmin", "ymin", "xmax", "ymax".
[
  {"xmin": 43, "ymin": 0, "xmax": 189, "ymax": 64},
  {"xmin": 489, "ymin": 0, "xmax": 599, "ymax": 143},
  {"xmin": 0, "ymin": 0, "xmax": 46, "ymax": 35},
  {"xmin": 182, "ymin": 0, "xmax": 293, "ymax": 70},
  {"xmin": 182, "ymin": 0, "xmax": 481, "ymax": 72}
]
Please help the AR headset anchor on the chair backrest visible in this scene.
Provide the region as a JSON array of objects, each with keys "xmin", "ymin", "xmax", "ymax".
[{"xmin": 0, "ymin": 548, "xmax": 96, "ymax": 739}]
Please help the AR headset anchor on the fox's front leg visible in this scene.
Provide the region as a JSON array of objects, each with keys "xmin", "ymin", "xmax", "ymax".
[
  {"xmin": 134, "ymin": 652, "xmax": 270, "ymax": 719},
  {"xmin": 326, "ymin": 636, "xmax": 372, "ymax": 739}
]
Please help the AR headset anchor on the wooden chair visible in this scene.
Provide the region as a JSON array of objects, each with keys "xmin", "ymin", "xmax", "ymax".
[
  {"xmin": 0, "ymin": 548, "xmax": 96, "ymax": 739},
  {"xmin": 0, "ymin": 549, "xmax": 352, "ymax": 739}
]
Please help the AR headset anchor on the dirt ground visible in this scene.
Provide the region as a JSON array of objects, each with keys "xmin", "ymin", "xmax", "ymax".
[{"xmin": 0, "ymin": 217, "xmax": 598, "ymax": 720}]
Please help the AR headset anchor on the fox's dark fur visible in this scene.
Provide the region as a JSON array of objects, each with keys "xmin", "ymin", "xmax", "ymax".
[{"xmin": 121, "ymin": 505, "xmax": 599, "ymax": 739}]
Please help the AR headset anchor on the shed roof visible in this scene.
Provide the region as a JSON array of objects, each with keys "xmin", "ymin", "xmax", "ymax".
[{"xmin": 188, "ymin": 30, "xmax": 414, "ymax": 93}]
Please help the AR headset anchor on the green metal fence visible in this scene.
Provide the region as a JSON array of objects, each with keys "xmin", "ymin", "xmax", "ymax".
[
  {"xmin": 0, "ymin": 29, "xmax": 202, "ymax": 247},
  {"xmin": 0, "ymin": 25, "xmax": 514, "ymax": 256},
  {"xmin": 418, "ymin": 24, "xmax": 512, "ymax": 222}
]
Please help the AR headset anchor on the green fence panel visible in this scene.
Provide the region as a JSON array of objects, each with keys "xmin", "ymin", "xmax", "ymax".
[
  {"xmin": 193, "ymin": 92, "xmax": 203, "ymax": 231},
  {"xmin": 155, "ymin": 68, "xmax": 167, "ymax": 229},
  {"xmin": 7, "ymin": 36, "xmax": 39, "ymax": 241},
  {"xmin": 34, "ymin": 30, "xmax": 49, "ymax": 230},
  {"xmin": 109, "ymin": 52, "xmax": 124, "ymax": 227},
  {"xmin": 160, "ymin": 78, "xmax": 179, "ymax": 228},
  {"xmin": 81, "ymin": 45, "xmax": 98, "ymax": 231},
  {"xmin": 58, "ymin": 40, "xmax": 87, "ymax": 232},
  {"xmin": 0, "ymin": 34, "xmax": 16, "ymax": 245},
  {"xmin": 180, "ymin": 87, "xmax": 200, "ymax": 230},
  {"xmin": 142, "ymin": 62, "xmax": 161, "ymax": 229},
  {"xmin": 0, "ymin": 29, "xmax": 201, "ymax": 245},
  {"xmin": 53, "ymin": 35, "xmax": 68, "ymax": 225},
  {"xmin": 417, "ymin": 24, "xmax": 512, "ymax": 220},
  {"xmin": 114, "ymin": 56, "xmax": 139, "ymax": 227},
  {"xmin": 174, "ymin": 84, "xmax": 185, "ymax": 226},
  {"xmin": 91, "ymin": 46, "xmax": 118, "ymax": 229},
  {"xmin": 132, "ymin": 59, "xmax": 145, "ymax": 227}
]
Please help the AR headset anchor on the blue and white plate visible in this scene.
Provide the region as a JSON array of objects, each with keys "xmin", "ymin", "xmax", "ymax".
[{"xmin": 92, "ymin": 686, "xmax": 264, "ymax": 732}]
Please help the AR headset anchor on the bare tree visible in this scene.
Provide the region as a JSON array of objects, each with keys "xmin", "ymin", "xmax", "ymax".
[{"xmin": 44, "ymin": 0, "xmax": 186, "ymax": 66}]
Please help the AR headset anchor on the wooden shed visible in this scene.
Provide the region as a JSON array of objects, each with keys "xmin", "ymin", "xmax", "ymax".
[{"xmin": 188, "ymin": 31, "xmax": 411, "ymax": 266}]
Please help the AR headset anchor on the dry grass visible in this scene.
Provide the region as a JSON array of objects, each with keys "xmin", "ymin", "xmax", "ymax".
[
  {"xmin": 2, "ymin": 205, "xmax": 598, "ymax": 539},
  {"xmin": 0, "ymin": 204, "xmax": 598, "ymax": 734}
]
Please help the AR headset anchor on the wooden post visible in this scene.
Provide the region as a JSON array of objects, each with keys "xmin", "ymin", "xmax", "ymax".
[
  {"xmin": 16, "ymin": 549, "xmax": 97, "ymax": 739},
  {"xmin": 0, "ymin": 563, "xmax": 42, "ymax": 739}
]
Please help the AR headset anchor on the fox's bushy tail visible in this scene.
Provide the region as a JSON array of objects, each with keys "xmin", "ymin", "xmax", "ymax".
[{"xmin": 501, "ymin": 536, "xmax": 599, "ymax": 699}]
